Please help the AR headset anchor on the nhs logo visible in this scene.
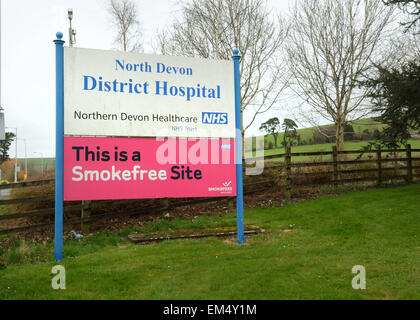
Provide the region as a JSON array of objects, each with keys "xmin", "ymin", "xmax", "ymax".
[
  {"xmin": 221, "ymin": 144, "xmax": 232, "ymax": 150},
  {"xmin": 202, "ymin": 112, "xmax": 228, "ymax": 125}
]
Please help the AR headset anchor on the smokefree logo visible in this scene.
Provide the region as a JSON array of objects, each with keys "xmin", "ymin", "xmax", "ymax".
[
  {"xmin": 223, "ymin": 181, "xmax": 232, "ymax": 187},
  {"xmin": 202, "ymin": 112, "xmax": 228, "ymax": 125},
  {"xmin": 208, "ymin": 181, "xmax": 233, "ymax": 194}
]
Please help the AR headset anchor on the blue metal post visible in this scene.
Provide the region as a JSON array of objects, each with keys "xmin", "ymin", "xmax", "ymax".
[
  {"xmin": 54, "ymin": 32, "xmax": 65, "ymax": 261},
  {"xmin": 232, "ymin": 48, "xmax": 244, "ymax": 244}
]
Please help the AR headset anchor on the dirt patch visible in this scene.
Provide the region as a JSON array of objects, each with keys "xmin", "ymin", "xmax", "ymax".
[{"xmin": 127, "ymin": 226, "xmax": 265, "ymax": 244}]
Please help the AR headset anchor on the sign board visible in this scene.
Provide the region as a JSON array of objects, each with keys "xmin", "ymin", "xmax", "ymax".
[
  {"xmin": 64, "ymin": 47, "xmax": 236, "ymax": 139},
  {"xmin": 63, "ymin": 47, "xmax": 237, "ymax": 201},
  {"xmin": 54, "ymin": 32, "xmax": 244, "ymax": 261}
]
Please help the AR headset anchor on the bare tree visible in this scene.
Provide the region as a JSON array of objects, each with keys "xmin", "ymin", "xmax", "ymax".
[
  {"xmin": 384, "ymin": 0, "xmax": 420, "ymax": 30},
  {"xmin": 157, "ymin": 0, "xmax": 289, "ymax": 145},
  {"xmin": 384, "ymin": 27, "xmax": 420, "ymax": 68},
  {"xmin": 108, "ymin": 0, "xmax": 142, "ymax": 52},
  {"xmin": 286, "ymin": 0, "xmax": 394, "ymax": 151}
]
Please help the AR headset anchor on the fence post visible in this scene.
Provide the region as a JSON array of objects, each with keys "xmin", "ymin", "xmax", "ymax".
[
  {"xmin": 332, "ymin": 146, "xmax": 338, "ymax": 191},
  {"xmin": 376, "ymin": 145, "xmax": 382, "ymax": 186},
  {"xmin": 285, "ymin": 146, "xmax": 291, "ymax": 199},
  {"xmin": 160, "ymin": 198, "xmax": 169, "ymax": 214},
  {"xmin": 228, "ymin": 198, "xmax": 235, "ymax": 211},
  {"xmin": 81, "ymin": 200, "xmax": 92, "ymax": 234},
  {"xmin": 406, "ymin": 144, "xmax": 413, "ymax": 184}
]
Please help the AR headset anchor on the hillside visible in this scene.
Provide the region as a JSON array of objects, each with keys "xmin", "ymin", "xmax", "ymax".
[{"xmin": 249, "ymin": 118, "xmax": 388, "ymax": 148}]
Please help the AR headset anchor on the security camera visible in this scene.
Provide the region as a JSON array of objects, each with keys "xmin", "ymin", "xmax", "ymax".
[{"xmin": 68, "ymin": 8, "xmax": 73, "ymax": 20}]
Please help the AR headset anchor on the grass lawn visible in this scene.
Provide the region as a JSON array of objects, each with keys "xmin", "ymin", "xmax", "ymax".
[{"xmin": 0, "ymin": 184, "xmax": 420, "ymax": 299}]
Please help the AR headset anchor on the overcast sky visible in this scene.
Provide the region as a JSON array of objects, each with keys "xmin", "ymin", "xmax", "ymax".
[{"xmin": 1, "ymin": 0, "xmax": 291, "ymax": 158}]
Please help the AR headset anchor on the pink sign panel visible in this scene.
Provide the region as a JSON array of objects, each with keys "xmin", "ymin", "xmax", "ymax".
[{"xmin": 64, "ymin": 137, "xmax": 237, "ymax": 201}]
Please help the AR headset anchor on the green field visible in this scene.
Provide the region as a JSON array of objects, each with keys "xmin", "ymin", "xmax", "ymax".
[
  {"xmin": 17, "ymin": 139, "xmax": 420, "ymax": 175},
  {"xmin": 246, "ymin": 139, "xmax": 420, "ymax": 162},
  {"xmin": 20, "ymin": 158, "xmax": 55, "ymax": 173},
  {"xmin": 249, "ymin": 118, "xmax": 388, "ymax": 147},
  {"xmin": 1, "ymin": 184, "xmax": 419, "ymax": 299},
  {"xmin": 24, "ymin": 158, "xmax": 55, "ymax": 167},
  {"xmin": 245, "ymin": 117, "xmax": 420, "ymax": 161}
]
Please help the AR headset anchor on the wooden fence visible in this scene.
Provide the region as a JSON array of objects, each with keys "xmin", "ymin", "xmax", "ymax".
[{"xmin": 0, "ymin": 144, "xmax": 419, "ymax": 236}]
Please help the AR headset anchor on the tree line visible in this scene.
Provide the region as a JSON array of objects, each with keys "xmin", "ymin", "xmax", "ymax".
[
  {"xmin": 3, "ymin": 0, "xmax": 417, "ymax": 166},
  {"xmin": 107, "ymin": 0, "xmax": 418, "ymax": 153}
]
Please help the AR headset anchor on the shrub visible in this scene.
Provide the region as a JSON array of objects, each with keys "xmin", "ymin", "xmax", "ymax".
[
  {"xmin": 0, "ymin": 159, "xmax": 22, "ymax": 181},
  {"xmin": 361, "ymin": 129, "xmax": 372, "ymax": 141},
  {"xmin": 344, "ymin": 124, "xmax": 355, "ymax": 141}
]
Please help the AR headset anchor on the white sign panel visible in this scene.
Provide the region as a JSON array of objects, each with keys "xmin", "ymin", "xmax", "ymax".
[{"xmin": 64, "ymin": 47, "xmax": 235, "ymax": 138}]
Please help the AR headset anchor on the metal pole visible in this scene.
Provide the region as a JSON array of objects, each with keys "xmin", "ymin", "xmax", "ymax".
[
  {"xmin": 25, "ymin": 143, "xmax": 27, "ymax": 176},
  {"xmin": 23, "ymin": 139, "xmax": 27, "ymax": 179},
  {"xmin": 54, "ymin": 32, "xmax": 65, "ymax": 261},
  {"xmin": 68, "ymin": 9, "xmax": 74, "ymax": 48},
  {"xmin": 69, "ymin": 18, "xmax": 73, "ymax": 47},
  {"xmin": 232, "ymin": 48, "xmax": 244, "ymax": 244},
  {"xmin": 35, "ymin": 152, "xmax": 44, "ymax": 175},
  {"xmin": 14, "ymin": 128, "xmax": 17, "ymax": 182},
  {"xmin": 17, "ymin": 138, "xmax": 27, "ymax": 179}
]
